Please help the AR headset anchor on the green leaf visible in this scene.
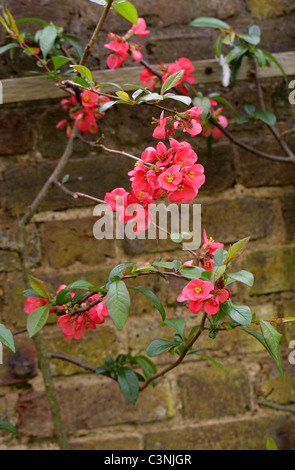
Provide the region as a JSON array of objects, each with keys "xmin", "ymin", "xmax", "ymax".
[
  {"xmin": 72, "ymin": 76, "xmax": 91, "ymax": 88},
  {"xmin": 23, "ymin": 289, "xmax": 45, "ymax": 299},
  {"xmin": 61, "ymin": 174, "xmax": 70, "ymax": 184},
  {"xmin": 113, "ymin": 1, "xmax": 138, "ymax": 24},
  {"xmin": 105, "ymin": 280, "xmax": 130, "ymax": 331},
  {"xmin": 227, "ymin": 301, "xmax": 252, "ymax": 326},
  {"xmin": 213, "ymin": 33, "xmax": 223, "ymax": 58},
  {"xmin": 194, "ymin": 353, "xmax": 226, "ymax": 370},
  {"xmin": 214, "ymin": 248, "xmax": 227, "ymax": 266},
  {"xmin": 163, "ymin": 319, "xmax": 186, "ymax": 338},
  {"xmin": 70, "ymin": 64, "xmax": 93, "ymax": 85},
  {"xmin": 225, "ymin": 237, "xmax": 250, "ymax": 264},
  {"xmin": 161, "ymin": 69, "xmax": 185, "ymax": 95},
  {"xmin": 153, "ymin": 261, "xmax": 175, "ymax": 269},
  {"xmin": 266, "ymin": 437, "xmax": 278, "ymax": 450},
  {"xmin": 52, "ymin": 55, "xmax": 71, "ymax": 71},
  {"xmin": 225, "ymin": 45, "xmax": 248, "ymax": 64},
  {"xmin": 15, "ymin": 17, "xmax": 48, "ymax": 26},
  {"xmin": 128, "ymin": 286, "xmax": 166, "ymax": 321},
  {"xmin": 227, "ymin": 270, "xmax": 254, "ymax": 287},
  {"xmin": 99, "ymin": 100, "xmax": 118, "ymax": 112},
  {"xmin": 38, "ymin": 23, "xmax": 57, "ymax": 59},
  {"xmin": 248, "ymin": 25, "xmax": 261, "ymax": 37},
  {"xmin": 117, "ymin": 367, "xmax": 139, "ymax": 404},
  {"xmin": 229, "ymin": 54, "xmax": 244, "ymax": 85},
  {"xmin": 192, "ymin": 96, "xmax": 211, "ymax": 120},
  {"xmin": 137, "ymin": 93, "xmax": 163, "ymax": 103},
  {"xmin": 243, "ymin": 101, "xmax": 256, "ymax": 115},
  {"xmin": 0, "ymin": 42, "xmax": 19, "ymax": 55},
  {"xmin": 0, "ymin": 324, "xmax": 15, "ymax": 353},
  {"xmin": 239, "ymin": 32, "xmax": 260, "ymax": 46},
  {"xmin": 189, "ymin": 17, "xmax": 231, "ymax": 30},
  {"xmin": 260, "ymin": 320, "xmax": 284, "ymax": 377},
  {"xmin": 170, "ymin": 232, "xmax": 183, "ymax": 243},
  {"xmin": 163, "ymin": 93, "xmax": 192, "ymax": 106},
  {"xmin": 210, "ymin": 265, "xmax": 226, "ymax": 284},
  {"xmin": 146, "ymin": 339, "xmax": 178, "ymax": 357},
  {"xmin": 0, "ymin": 421, "xmax": 16, "ymax": 434},
  {"xmin": 108, "ymin": 262, "xmax": 136, "ymax": 282},
  {"xmin": 179, "ymin": 266, "xmax": 206, "ymax": 280},
  {"xmin": 254, "ymin": 111, "xmax": 276, "ymax": 127},
  {"xmin": 253, "ymin": 48, "xmax": 267, "ymax": 67},
  {"xmin": 26, "ymin": 305, "xmax": 50, "ymax": 338},
  {"xmin": 262, "ymin": 50, "xmax": 289, "ymax": 87},
  {"xmin": 28, "ymin": 275, "xmax": 51, "ymax": 300},
  {"xmin": 65, "ymin": 280, "xmax": 99, "ymax": 291},
  {"xmin": 135, "ymin": 355, "xmax": 156, "ymax": 378},
  {"xmin": 89, "ymin": 0, "xmax": 108, "ymax": 5}
]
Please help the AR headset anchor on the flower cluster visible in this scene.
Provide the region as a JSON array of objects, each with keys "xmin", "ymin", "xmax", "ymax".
[
  {"xmin": 57, "ymin": 293, "xmax": 109, "ymax": 340},
  {"xmin": 178, "ymin": 230, "xmax": 231, "ymax": 315},
  {"xmin": 24, "ymin": 285, "xmax": 109, "ymax": 340},
  {"xmin": 202, "ymin": 99, "xmax": 228, "ymax": 139},
  {"xmin": 152, "ymin": 107, "xmax": 203, "ymax": 139},
  {"xmin": 104, "ymin": 138, "xmax": 205, "ymax": 233},
  {"xmin": 56, "ymin": 89, "xmax": 110, "ymax": 136},
  {"xmin": 140, "ymin": 57, "xmax": 195, "ymax": 95},
  {"xmin": 104, "ymin": 18, "xmax": 150, "ymax": 69}
]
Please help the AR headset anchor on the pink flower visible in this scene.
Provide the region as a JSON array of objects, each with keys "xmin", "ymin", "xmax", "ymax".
[
  {"xmin": 202, "ymin": 101, "xmax": 228, "ymax": 139},
  {"xmin": 152, "ymin": 111, "xmax": 170, "ymax": 139},
  {"xmin": 162, "ymin": 57, "xmax": 195, "ymax": 95},
  {"xmin": 140, "ymin": 67, "xmax": 159, "ymax": 90},
  {"xmin": 181, "ymin": 164, "xmax": 205, "ymax": 189},
  {"xmin": 130, "ymin": 48, "xmax": 143, "ymax": 62},
  {"xmin": 157, "ymin": 165, "xmax": 182, "ymax": 191},
  {"xmin": 105, "ymin": 187, "xmax": 129, "ymax": 212},
  {"xmin": 71, "ymin": 108, "xmax": 98, "ymax": 135},
  {"xmin": 104, "ymin": 40, "xmax": 129, "ymax": 69},
  {"xmin": 177, "ymin": 279, "xmax": 214, "ymax": 302},
  {"xmin": 86, "ymin": 294, "xmax": 109, "ymax": 325},
  {"xmin": 81, "ymin": 89, "xmax": 98, "ymax": 108},
  {"xmin": 141, "ymin": 146, "xmax": 157, "ymax": 163},
  {"xmin": 202, "ymin": 229, "xmax": 224, "ymax": 255},
  {"xmin": 155, "ymin": 142, "xmax": 173, "ymax": 167},
  {"xmin": 174, "ymin": 107, "xmax": 203, "ymax": 137},
  {"xmin": 127, "ymin": 17, "xmax": 150, "ymax": 37},
  {"xmin": 24, "ymin": 297, "xmax": 48, "ymax": 314}
]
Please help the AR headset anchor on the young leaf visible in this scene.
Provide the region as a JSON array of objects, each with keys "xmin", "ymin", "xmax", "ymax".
[
  {"xmin": 0, "ymin": 324, "xmax": 15, "ymax": 353},
  {"xmin": 0, "ymin": 421, "xmax": 16, "ymax": 434},
  {"xmin": 189, "ymin": 17, "xmax": 231, "ymax": 30},
  {"xmin": 128, "ymin": 286, "xmax": 166, "ymax": 321},
  {"xmin": 117, "ymin": 367, "xmax": 139, "ymax": 404},
  {"xmin": 163, "ymin": 93, "xmax": 192, "ymax": 106},
  {"xmin": 108, "ymin": 262, "xmax": 137, "ymax": 282},
  {"xmin": 225, "ymin": 237, "xmax": 250, "ymax": 264},
  {"xmin": 210, "ymin": 265, "xmax": 226, "ymax": 284},
  {"xmin": 113, "ymin": 1, "xmax": 138, "ymax": 24},
  {"xmin": 65, "ymin": 280, "xmax": 99, "ymax": 291},
  {"xmin": 99, "ymin": 100, "xmax": 118, "ymax": 112},
  {"xmin": 194, "ymin": 353, "xmax": 226, "ymax": 370},
  {"xmin": 214, "ymin": 248, "xmax": 227, "ymax": 266},
  {"xmin": 262, "ymin": 50, "xmax": 289, "ymax": 86},
  {"xmin": 26, "ymin": 305, "xmax": 50, "ymax": 338},
  {"xmin": 70, "ymin": 64, "xmax": 93, "ymax": 85},
  {"xmin": 28, "ymin": 275, "xmax": 51, "ymax": 300},
  {"xmin": 266, "ymin": 437, "xmax": 278, "ymax": 450},
  {"xmin": 52, "ymin": 55, "xmax": 71, "ymax": 71},
  {"xmin": 146, "ymin": 339, "xmax": 178, "ymax": 357},
  {"xmin": 152, "ymin": 261, "xmax": 175, "ymax": 269},
  {"xmin": 0, "ymin": 42, "xmax": 19, "ymax": 55},
  {"xmin": 105, "ymin": 280, "xmax": 130, "ymax": 331},
  {"xmin": 239, "ymin": 32, "xmax": 260, "ymax": 46},
  {"xmin": 161, "ymin": 69, "xmax": 184, "ymax": 95},
  {"xmin": 89, "ymin": 0, "xmax": 107, "ymax": 5}
]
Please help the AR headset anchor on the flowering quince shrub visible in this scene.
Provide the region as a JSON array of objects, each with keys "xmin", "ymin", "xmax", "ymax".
[{"xmin": 1, "ymin": 1, "xmax": 295, "ymax": 420}]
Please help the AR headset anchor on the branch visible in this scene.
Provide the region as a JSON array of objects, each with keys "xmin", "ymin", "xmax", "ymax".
[
  {"xmin": 52, "ymin": 177, "xmax": 106, "ymax": 204},
  {"xmin": 139, "ymin": 312, "xmax": 207, "ymax": 392}
]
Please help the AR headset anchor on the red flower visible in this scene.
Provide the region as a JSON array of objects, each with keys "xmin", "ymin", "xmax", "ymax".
[
  {"xmin": 126, "ymin": 18, "xmax": 150, "ymax": 37},
  {"xmin": 162, "ymin": 57, "xmax": 195, "ymax": 95},
  {"xmin": 104, "ymin": 40, "xmax": 129, "ymax": 69},
  {"xmin": 81, "ymin": 89, "xmax": 99, "ymax": 108},
  {"xmin": 140, "ymin": 67, "xmax": 160, "ymax": 90}
]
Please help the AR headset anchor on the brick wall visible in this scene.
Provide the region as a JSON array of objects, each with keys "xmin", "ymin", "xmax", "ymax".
[{"xmin": 0, "ymin": 0, "xmax": 295, "ymax": 450}]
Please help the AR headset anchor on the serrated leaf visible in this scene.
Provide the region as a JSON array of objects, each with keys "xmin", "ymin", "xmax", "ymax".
[
  {"xmin": 161, "ymin": 69, "xmax": 184, "ymax": 95},
  {"xmin": 128, "ymin": 286, "xmax": 166, "ymax": 321},
  {"xmin": 26, "ymin": 305, "xmax": 50, "ymax": 338},
  {"xmin": 146, "ymin": 339, "xmax": 178, "ymax": 357},
  {"xmin": 189, "ymin": 17, "xmax": 231, "ymax": 30},
  {"xmin": 0, "ymin": 324, "xmax": 15, "ymax": 353},
  {"xmin": 113, "ymin": 1, "xmax": 138, "ymax": 24},
  {"xmin": 105, "ymin": 280, "xmax": 130, "ymax": 331},
  {"xmin": 117, "ymin": 367, "xmax": 139, "ymax": 404}
]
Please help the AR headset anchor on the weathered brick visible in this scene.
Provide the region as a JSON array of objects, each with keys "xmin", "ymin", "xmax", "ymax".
[
  {"xmin": 200, "ymin": 197, "xmax": 274, "ymax": 243},
  {"xmin": 145, "ymin": 416, "xmax": 295, "ymax": 450},
  {"xmin": 280, "ymin": 192, "xmax": 295, "ymax": 241},
  {"xmin": 41, "ymin": 218, "xmax": 117, "ymax": 268},
  {"xmin": 244, "ymin": 245, "xmax": 295, "ymax": 295},
  {"xmin": 179, "ymin": 365, "xmax": 251, "ymax": 421},
  {"xmin": 0, "ymin": 340, "xmax": 37, "ymax": 386},
  {"xmin": 17, "ymin": 376, "xmax": 175, "ymax": 436},
  {"xmin": 255, "ymin": 361, "xmax": 295, "ymax": 405},
  {"xmin": 0, "ymin": 108, "xmax": 32, "ymax": 156},
  {"xmin": 72, "ymin": 435, "xmax": 141, "ymax": 450},
  {"xmin": 246, "ymin": 0, "xmax": 295, "ymax": 19},
  {"xmin": 198, "ymin": 144, "xmax": 236, "ymax": 193},
  {"xmin": 0, "ymin": 225, "xmax": 41, "ymax": 272}
]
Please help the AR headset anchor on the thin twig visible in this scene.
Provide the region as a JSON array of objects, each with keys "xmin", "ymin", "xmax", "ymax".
[
  {"xmin": 52, "ymin": 178, "xmax": 105, "ymax": 204},
  {"xmin": 257, "ymin": 398, "xmax": 295, "ymax": 414},
  {"xmin": 140, "ymin": 312, "xmax": 207, "ymax": 392}
]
